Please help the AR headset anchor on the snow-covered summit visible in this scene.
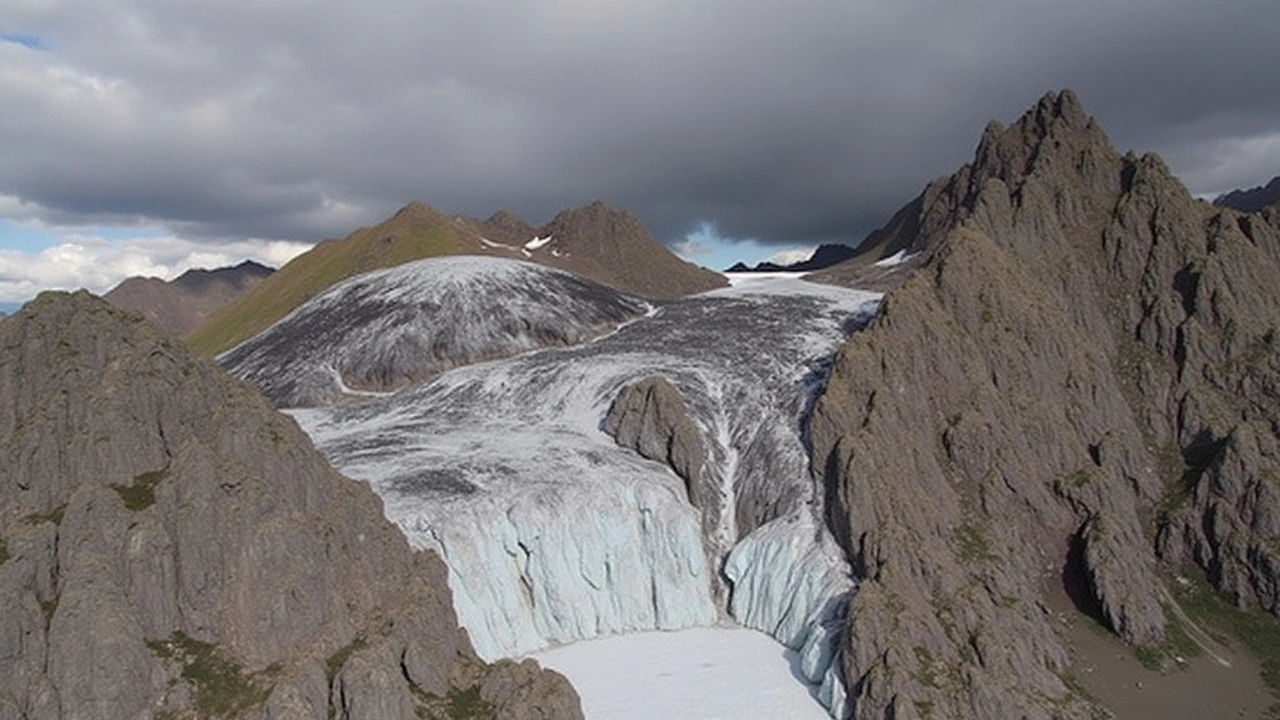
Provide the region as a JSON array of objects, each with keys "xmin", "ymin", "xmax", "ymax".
[{"xmin": 221, "ymin": 255, "xmax": 649, "ymax": 407}]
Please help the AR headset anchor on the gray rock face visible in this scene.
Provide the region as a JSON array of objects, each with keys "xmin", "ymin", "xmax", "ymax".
[
  {"xmin": 0, "ymin": 291, "xmax": 581, "ymax": 719},
  {"xmin": 810, "ymin": 90, "xmax": 1280, "ymax": 719},
  {"xmin": 605, "ymin": 376, "xmax": 709, "ymax": 508}
]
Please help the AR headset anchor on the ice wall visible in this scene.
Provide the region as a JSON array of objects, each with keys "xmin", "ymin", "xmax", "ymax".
[
  {"xmin": 404, "ymin": 480, "xmax": 717, "ymax": 660},
  {"xmin": 724, "ymin": 515, "xmax": 853, "ymax": 719}
]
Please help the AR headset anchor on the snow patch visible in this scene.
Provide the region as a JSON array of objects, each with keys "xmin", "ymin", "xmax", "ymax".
[
  {"xmin": 525, "ymin": 234, "xmax": 553, "ymax": 250},
  {"xmin": 873, "ymin": 248, "xmax": 916, "ymax": 267}
]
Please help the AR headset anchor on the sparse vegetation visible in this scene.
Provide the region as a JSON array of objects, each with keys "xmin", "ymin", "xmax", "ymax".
[
  {"xmin": 913, "ymin": 645, "xmax": 939, "ymax": 688},
  {"xmin": 146, "ymin": 631, "xmax": 271, "ymax": 718},
  {"xmin": 325, "ymin": 635, "xmax": 367, "ymax": 684},
  {"xmin": 410, "ymin": 684, "xmax": 495, "ymax": 720},
  {"xmin": 111, "ymin": 468, "xmax": 167, "ymax": 511},
  {"xmin": 187, "ymin": 213, "xmax": 470, "ymax": 356},
  {"xmin": 23, "ymin": 503, "xmax": 67, "ymax": 526},
  {"xmin": 1171, "ymin": 572, "xmax": 1280, "ymax": 698},
  {"xmin": 954, "ymin": 522, "xmax": 995, "ymax": 563},
  {"xmin": 0, "ymin": 537, "xmax": 8, "ymax": 566},
  {"xmin": 1061, "ymin": 469, "xmax": 1091, "ymax": 488},
  {"xmin": 39, "ymin": 596, "xmax": 58, "ymax": 622}
]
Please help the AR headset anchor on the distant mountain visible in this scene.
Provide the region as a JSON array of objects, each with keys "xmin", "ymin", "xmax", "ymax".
[
  {"xmin": 810, "ymin": 90, "xmax": 1280, "ymax": 718},
  {"xmin": 512, "ymin": 200, "xmax": 727, "ymax": 300},
  {"xmin": 188, "ymin": 200, "xmax": 725, "ymax": 356},
  {"xmin": 1214, "ymin": 175, "xmax": 1280, "ymax": 213},
  {"xmin": 0, "ymin": 290, "xmax": 582, "ymax": 719},
  {"xmin": 104, "ymin": 259, "xmax": 273, "ymax": 336},
  {"xmin": 222, "ymin": 256, "xmax": 650, "ymax": 407},
  {"xmin": 724, "ymin": 243, "xmax": 857, "ymax": 273}
]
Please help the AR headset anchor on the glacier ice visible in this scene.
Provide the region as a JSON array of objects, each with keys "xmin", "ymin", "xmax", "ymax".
[
  {"xmin": 222, "ymin": 256, "xmax": 648, "ymax": 407},
  {"xmin": 724, "ymin": 514, "xmax": 854, "ymax": 719},
  {"xmin": 286, "ymin": 272, "xmax": 880, "ymax": 718}
]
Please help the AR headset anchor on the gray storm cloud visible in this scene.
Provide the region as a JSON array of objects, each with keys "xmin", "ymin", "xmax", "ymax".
[{"xmin": 1, "ymin": 0, "xmax": 1278, "ymax": 247}]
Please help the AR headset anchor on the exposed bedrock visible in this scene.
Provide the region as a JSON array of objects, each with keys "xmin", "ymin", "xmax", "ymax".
[
  {"xmin": 810, "ymin": 90, "xmax": 1280, "ymax": 718},
  {"xmin": 0, "ymin": 292, "xmax": 581, "ymax": 720}
]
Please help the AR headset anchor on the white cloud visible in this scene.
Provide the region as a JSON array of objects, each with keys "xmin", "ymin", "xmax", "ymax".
[
  {"xmin": 1, "ymin": 0, "xmax": 1278, "ymax": 272},
  {"xmin": 0, "ymin": 232, "xmax": 311, "ymax": 303},
  {"xmin": 672, "ymin": 238, "xmax": 711, "ymax": 259},
  {"xmin": 763, "ymin": 248, "xmax": 815, "ymax": 266}
]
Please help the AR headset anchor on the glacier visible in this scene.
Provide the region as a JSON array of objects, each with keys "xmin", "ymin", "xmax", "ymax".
[
  {"xmin": 222, "ymin": 256, "xmax": 648, "ymax": 407},
  {"xmin": 282, "ymin": 268, "xmax": 880, "ymax": 718}
]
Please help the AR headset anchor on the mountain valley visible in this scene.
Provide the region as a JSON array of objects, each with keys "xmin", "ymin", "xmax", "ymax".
[{"xmin": 4, "ymin": 89, "xmax": 1280, "ymax": 720}]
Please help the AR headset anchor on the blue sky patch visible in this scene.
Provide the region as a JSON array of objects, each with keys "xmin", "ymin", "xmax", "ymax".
[{"xmin": 1, "ymin": 33, "xmax": 51, "ymax": 51}]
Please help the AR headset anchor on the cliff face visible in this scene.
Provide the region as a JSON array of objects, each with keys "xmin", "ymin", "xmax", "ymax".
[
  {"xmin": 0, "ymin": 292, "xmax": 581, "ymax": 719},
  {"xmin": 810, "ymin": 91, "xmax": 1280, "ymax": 718}
]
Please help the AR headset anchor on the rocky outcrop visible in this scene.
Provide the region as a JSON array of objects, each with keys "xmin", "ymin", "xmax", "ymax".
[
  {"xmin": 605, "ymin": 376, "xmax": 709, "ymax": 509},
  {"xmin": 0, "ymin": 291, "xmax": 581, "ymax": 719},
  {"xmin": 105, "ymin": 260, "xmax": 273, "ymax": 336},
  {"xmin": 810, "ymin": 90, "xmax": 1280, "ymax": 718}
]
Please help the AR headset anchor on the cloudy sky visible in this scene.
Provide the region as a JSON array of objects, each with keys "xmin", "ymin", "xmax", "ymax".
[{"xmin": 2, "ymin": 0, "xmax": 1278, "ymax": 306}]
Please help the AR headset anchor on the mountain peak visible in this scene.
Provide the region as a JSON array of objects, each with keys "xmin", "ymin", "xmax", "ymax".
[{"xmin": 393, "ymin": 200, "xmax": 444, "ymax": 219}]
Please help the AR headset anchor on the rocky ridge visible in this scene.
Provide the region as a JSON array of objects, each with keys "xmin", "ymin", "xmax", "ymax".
[
  {"xmin": 105, "ymin": 260, "xmax": 274, "ymax": 336},
  {"xmin": 725, "ymin": 243, "xmax": 858, "ymax": 273},
  {"xmin": 810, "ymin": 90, "xmax": 1280, "ymax": 718},
  {"xmin": 1214, "ymin": 175, "xmax": 1280, "ymax": 213},
  {"xmin": 0, "ymin": 291, "xmax": 581, "ymax": 719}
]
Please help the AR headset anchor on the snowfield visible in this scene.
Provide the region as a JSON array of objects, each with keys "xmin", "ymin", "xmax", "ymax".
[
  {"xmin": 530, "ymin": 627, "xmax": 832, "ymax": 720},
  {"xmin": 277, "ymin": 265, "xmax": 880, "ymax": 719}
]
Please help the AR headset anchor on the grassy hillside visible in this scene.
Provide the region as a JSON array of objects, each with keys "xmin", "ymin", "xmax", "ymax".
[{"xmin": 187, "ymin": 203, "xmax": 473, "ymax": 355}]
